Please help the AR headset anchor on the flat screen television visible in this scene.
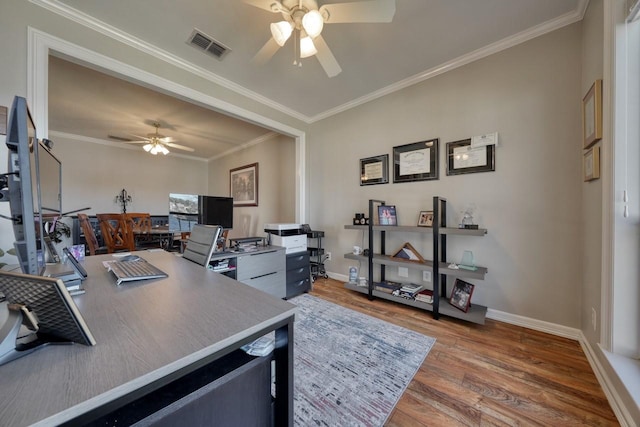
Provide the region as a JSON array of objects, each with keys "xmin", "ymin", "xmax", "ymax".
[
  {"xmin": 168, "ymin": 193, "xmax": 233, "ymax": 231},
  {"xmin": 5, "ymin": 96, "xmax": 44, "ymax": 275}
]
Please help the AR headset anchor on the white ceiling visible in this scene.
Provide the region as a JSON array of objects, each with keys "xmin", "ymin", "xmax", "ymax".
[{"xmin": 44, "ymin": 0, "xmax": 586, "ymax": 160}]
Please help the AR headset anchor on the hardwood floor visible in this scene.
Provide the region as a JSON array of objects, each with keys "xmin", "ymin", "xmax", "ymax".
[{"xmin": 309, "ymin": 278, "xmax": 619, "ymax": 426}]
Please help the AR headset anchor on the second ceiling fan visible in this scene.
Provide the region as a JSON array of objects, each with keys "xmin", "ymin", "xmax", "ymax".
[
  {"xmin": 123, "ymin": 122, "xmax": 195, "ymax": 155},
  {"xmin": 245, "ymin": 0, "xmax": 396, "ymax": 77}
]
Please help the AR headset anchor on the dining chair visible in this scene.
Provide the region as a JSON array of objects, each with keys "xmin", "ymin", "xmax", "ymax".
[
  {"xmin": 125, "ymin": 212, "xmax": 156, "ymax": 249},
  {"xmin": 96, "ymin": 213, "xmax": 135, "ymax": 253},
  {"xmin": 77, "ymin": 213, "xmax": 108, "ymax": 256}
]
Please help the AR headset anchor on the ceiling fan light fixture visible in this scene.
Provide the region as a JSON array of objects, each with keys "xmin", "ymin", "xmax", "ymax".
[
  {"xmin": 159, "ymin": 145, "xmax": 170, "ymax": 155},
  {"xmin": 302, "ymin": 10, "xmax": 323, "ymax": 38},
  {"xmin": 143, "ymin": 143, "xmax": 153, "ymax": 152},
  {"xmin": 300, "ymin": 36, "xmax": 317, "ymax": 58},
  {"xmin": 271, "ymin": 21, "xmax": 293, "ymax": 46}
]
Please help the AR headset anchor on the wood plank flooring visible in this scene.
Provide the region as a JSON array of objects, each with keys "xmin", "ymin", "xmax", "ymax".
[{"xmin": 309, "ymin": 278, "xmax": 619, "ymax": 426}]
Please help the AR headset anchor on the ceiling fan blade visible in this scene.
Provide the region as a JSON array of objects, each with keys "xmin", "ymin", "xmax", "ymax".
[
  {"xmin": 165, "ymin": 142, "xmax": 195, "ymax": 152},
  {"xmin": 131, "ymin": 134, "xmax": 152, "ymax": 141},
  {"xmin": 122, "ymin": 140, "xmax": 148, "ymax": 144},
  {"xmin": 252, "ymin": 37, "xmax": 281, "ymax": 65},
  {"xmin": 313, "ymin": 35, "xmax": 342, "ymax": 78},
  {"xmin": 243, "ymin": 0, "xmax": 283, "ymax": 13},
  {"xmin": 319, "ymin": 0, "xmax": 396, "ymax": 24},
  {"xmin": 159, "ymin": 137, "xmax": 178, "ymax": 143}
]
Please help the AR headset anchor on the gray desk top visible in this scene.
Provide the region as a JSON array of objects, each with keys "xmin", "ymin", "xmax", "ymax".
[{"xmin": 0, "ymin": 250, "xmax": 296, "ymax": 427}]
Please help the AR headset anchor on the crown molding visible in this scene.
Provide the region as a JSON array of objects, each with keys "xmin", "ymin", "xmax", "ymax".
[
  {"xmin": 309, "ymin": 0, "xmax": 589, "ymax": 122},
  {"xmin": 208, "ymin": 132, "xmax": 280, "ymax": 161},
  {"xmin": 30, "ymin": 0, "xmax": 312, "ymax": 123}
]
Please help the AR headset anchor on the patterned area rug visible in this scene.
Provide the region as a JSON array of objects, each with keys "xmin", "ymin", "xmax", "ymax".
[{"xmin": 290, "ymin": 294, "xmax": 435, "ymax": 426}]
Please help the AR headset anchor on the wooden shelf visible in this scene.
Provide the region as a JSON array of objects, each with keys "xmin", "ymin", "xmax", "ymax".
[
  {"xmin": 344, "ymin": 224, "xmax": 487, "ymax": 236},
  {"xmin": 344, "ymin": 282, "xmax": 487, "ymax": 325}
]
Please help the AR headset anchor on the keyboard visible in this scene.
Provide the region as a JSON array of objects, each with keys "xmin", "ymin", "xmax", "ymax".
[{"xmin": 108, "ymin": 258, "xmax": 168, "ymax": 286}]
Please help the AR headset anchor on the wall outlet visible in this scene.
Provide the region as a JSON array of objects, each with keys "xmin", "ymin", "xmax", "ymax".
[
  {"xmin": 398, "ymin": 267, "xmax": 409, "ymax": 278},
  {"xmin": 325, "ymin": 252, "xmax": 331, "ymax": 261},
  {"xmin": 591, "ymin": 307, "xmax": 597, "ymax": 331},
  {"xmin": 423, "ymin": 271, "xmax": 432, "ymax": 282}
]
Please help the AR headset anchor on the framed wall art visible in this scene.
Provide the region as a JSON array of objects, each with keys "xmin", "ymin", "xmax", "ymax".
[
  {"xmin": 393, "ymin": 139, "xmax": 439, "ymax": 183},
  {"xmin": 446, "ymin": 139, "xmax": 495, "ymax": 176},
  {"xmin": 230, "ymin": 162, "xmax": 258, "ymax": 206},
  {"xmin": 582, "ymin": 79, "xmax": 603, "ymax": 149},
  {"xmin": 360, "ymin": 154, "xmax": 389, "ymax": 186},
  {"xmin": 583, "ymin": 146, "xmax": 600, "ymax": 182}
]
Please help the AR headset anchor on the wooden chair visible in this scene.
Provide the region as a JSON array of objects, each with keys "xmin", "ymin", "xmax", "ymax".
[
  {"xmin": 96, "ymin": 213, "xmax": 135, "ymax": 253},
  {"xmin": 77, "ymin": 213, "xmax": 107, "ymax": 256},
  {"xmin": 125, "ymin": 212, "xmax": 155, "ymax": 249}
]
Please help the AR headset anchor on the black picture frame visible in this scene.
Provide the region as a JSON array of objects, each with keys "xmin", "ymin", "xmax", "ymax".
[
  {"xmin": 230, "ymin": 163, "xmax": 258, "ymax": 206},
  {"xmin": 446, "ymin": 139, "xmax": 495, "ymax": 176},
  {"xmin": 377, "ymin": 205, "xmax": 397, "ymax": 226},
  {"xmin": 393, "ymin": 139, "xmax": 439, "ymax": 183},
  {"xmin": 449, "ymin": 278, "xmax": 475, "ymax": 312},
  {"xmin": 360, "ymin": 154, "xmax": 389, "ymax": 186}
]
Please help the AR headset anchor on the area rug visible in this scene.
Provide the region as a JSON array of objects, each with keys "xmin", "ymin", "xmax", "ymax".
[{"xmin": 290, "ymin": 294, "xmax": 436, "ymax": 426}]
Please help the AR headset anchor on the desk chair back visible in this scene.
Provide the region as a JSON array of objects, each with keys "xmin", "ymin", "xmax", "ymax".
[
  {"xmin": 97, "ymin": 213, "xmax": 135, "ymax": 253},
  {"xmin": 125, "ymin": 213, "xmax": 155, "ymax": 249},
  {"xmin": 182, "ymin": 224, "xmax": 222, "ymax": 267},
  {"xmin": 78, "ymin": 213, "xmax": 105, "ymax": 256}
]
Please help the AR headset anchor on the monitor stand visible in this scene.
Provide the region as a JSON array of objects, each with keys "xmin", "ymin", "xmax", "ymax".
[{"xmin": 0, "ymin": 304, "xmax": 70, "ymax": 366}]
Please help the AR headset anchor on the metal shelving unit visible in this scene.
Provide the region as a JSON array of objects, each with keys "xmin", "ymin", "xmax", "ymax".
[
  {"xmin": 343, "ymin": 196, "xmax": 488, "ymax": 324},
  {"xmin": 307, "ymin": 230, "xmax": 328, "ymax": 281}
]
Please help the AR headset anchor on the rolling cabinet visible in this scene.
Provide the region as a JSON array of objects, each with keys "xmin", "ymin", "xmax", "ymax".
[
  {"xmin": 343, "ymin": 196, "xmax": 488, "ymax": 324},
  {"xmin": 285, "ymin": 251, "xmax": 311, "ymax": 299}
]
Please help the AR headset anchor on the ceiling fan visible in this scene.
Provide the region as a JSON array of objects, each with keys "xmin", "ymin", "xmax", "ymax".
[
  {"xmin": 119, "ymin": 122, "xmax": 195, "ymax": 155},
  {"xmin": 245, "ymin": 0, "xmax": 396, "ymax": 77}
]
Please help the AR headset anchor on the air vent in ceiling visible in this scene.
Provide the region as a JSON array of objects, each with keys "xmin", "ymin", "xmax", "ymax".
[{"xmin": 187, "ymin": 29, "xmax": 231, "ymax": 60}]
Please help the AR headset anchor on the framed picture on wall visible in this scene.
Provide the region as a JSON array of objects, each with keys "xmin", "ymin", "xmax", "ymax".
[
  {"xmin": 446, "ymin": 139, "xmax": 495, "ymax": 176},
  {"xmin": 582, "ymin": 79, "xmax": 603, "ymax": 149},
  {"xmin": 230, "ymin": 163, "xmax": 259, "ymax": 206},
  {"xmin": 360, "ymin": 154, "xmax": 389, "ymax": 186},
  {"xmin": 583, "ymin": 146, "xmax": 600, "ymax": 182},
  {"xmin": 393, "ymin": 139, "xmax": 439, "ymax": 183}
]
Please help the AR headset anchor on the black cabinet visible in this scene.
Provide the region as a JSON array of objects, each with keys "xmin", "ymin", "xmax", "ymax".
[{"xmin": 285, "ymin": 251, "xmax": 310, "ymax": 299}]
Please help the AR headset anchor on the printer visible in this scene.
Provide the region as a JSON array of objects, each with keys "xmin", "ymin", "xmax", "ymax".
[{"xmin": 264, "ymin": 223, "xmax": 307, "ymax": 254}]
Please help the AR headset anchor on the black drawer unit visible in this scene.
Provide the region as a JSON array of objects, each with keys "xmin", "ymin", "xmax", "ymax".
[{"xmin": 285, "ymin": 251, "xmax": 310, "ymax": 299}]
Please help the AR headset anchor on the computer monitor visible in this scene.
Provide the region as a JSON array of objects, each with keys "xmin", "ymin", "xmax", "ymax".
[
  {"xmin": 5, "ymin": 96, "xmax": 44, "ymax": 275},
  {"xmin": 200, "ymin": 196, "xmax": 233, "ymax": 230},
  {"xmin": 169, "ymin": 193, "xmax": 233, "ymax": 231}
]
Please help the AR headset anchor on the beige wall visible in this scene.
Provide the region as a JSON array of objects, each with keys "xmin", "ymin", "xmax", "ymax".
[
  {"xmin": 52, "ymin": 137, "xmax": 209, "ymax": 215},
  {"xmin": 208, "ymin": 134, "xmax": 297, "ymax": 239},
  {"xmin": 307, "ymin": 24, "xmax": 584, "ymax": 327}
]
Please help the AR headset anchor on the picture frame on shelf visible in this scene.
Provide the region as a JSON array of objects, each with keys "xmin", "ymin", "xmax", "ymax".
[
  {"xmin": 393, "ymin": 139, "xmax": 439, "ymax": 183},
  {"xmin": 360, "ymin": 154, "xmax": 389, "ymax": 186},
  {"xmin": 446, "ymin": 138, "xmax": 495, "ymax": 176},
  {"xmin": 417, "ymin": 210, "xmax": 434, "ymax": 227},
  {"xmin": 230, "ymin": 163, "xmax": 258, "ymax": 206},
  {"xmin": 378, "ymin": 205, "xmax": 397, "ymax": 225},
  {"xmin": 582, "ymin": 79, "xmax": 603, "ymax": 149},
  {"xmin": 450, "ymin": 278, "xmax": 475, "ymax": 312},
  {"xmin": 391, "ymin": 242, "xmax": 425, "ymax": 263},
  {"xmin": 584, "ymin": 146, "xmax": 600, "ymax": 182}
]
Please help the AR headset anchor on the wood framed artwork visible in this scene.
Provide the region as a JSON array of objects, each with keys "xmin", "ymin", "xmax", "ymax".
[
  {"xmin": 377, "ymin": 205, "xmax": 397, "ymax": 226},
  {"xmin": 582, "ymin": 79, "xmax": 603, "ymax": 149},
  {"xmin": 393, "ymin": 139, "xmax": 439, "ymax": 183},
  {"xmin": 417, "ymin": 210, "xmax": 433, "ymax": 227},
  {"xmin": 230, "ymin": 162, "xmax": 258, "ymax": 206},
  {"xmin": 391, "ymin": 242, "xmax": 425, "ymax": 263},
  {"xmin": 583, "ymin": 146, "xmax": 600, "ymax": 182},
  {"xmin": 360, "ymin": 154, "xmax": 389, "ymax": 186},
  {"xmin": 446, "ymin": 138, "xmax": 495, "ymax": 176},
  {"xmin": 450, "ymin": 278, "xmax": 475, "ymax": 312}
]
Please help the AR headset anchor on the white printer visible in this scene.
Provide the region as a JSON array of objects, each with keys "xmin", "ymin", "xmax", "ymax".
[{"xmin": 264, "ymin": 223, "xmax": 307, "ymax": 254}]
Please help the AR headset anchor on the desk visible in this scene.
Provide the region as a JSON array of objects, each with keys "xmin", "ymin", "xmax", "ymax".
[{"xmin": 0, "ymin": 250, "xmax": 296, "ymax": 426}]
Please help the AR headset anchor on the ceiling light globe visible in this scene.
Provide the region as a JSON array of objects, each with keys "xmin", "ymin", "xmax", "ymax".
[
  {"xmin": 302, "ymin": 10, "xmax": 323, "ymax": 38},
  {"xmin": 160, "ymin": 145, "xmax": 169, "ymax": 155},
  {"xmin": 143, "ymin": 143, "xmax": 153, "ymax": 152},
  {"xmin": 150, "ymin": 144, "xmax": 159, "ymax": 155},
  {"xmin": 300, "ymin": 36, "xmax": 317, "ymax": 58},
  {"xmin": 270, "ymin": 21, "xmax": 293, "ymax": 46}
]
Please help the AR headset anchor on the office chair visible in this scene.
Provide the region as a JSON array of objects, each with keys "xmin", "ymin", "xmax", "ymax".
[
  {"xmin": 77, "ymin": 213, "xmax": 107, "ymax": 256},
  {"xmin": 96, "ymin": 213, "xmax": 135, "ymax": 253},
  {"xmin": 182, "ymin": 224, "xmax": 222, "ymax": 267}
]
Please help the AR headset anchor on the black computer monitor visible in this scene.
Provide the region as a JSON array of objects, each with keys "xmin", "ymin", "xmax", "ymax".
[
  {"xmin": 199, "ymin": 196, "xmax": 233, "ymax": 230},
  {"xmin": 5, "ymin": 96, "xmax": 44, "ymax": 275},
  {"xmin": 168, "ymin": 193, "xmax": 233, "ymax": 231}
]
